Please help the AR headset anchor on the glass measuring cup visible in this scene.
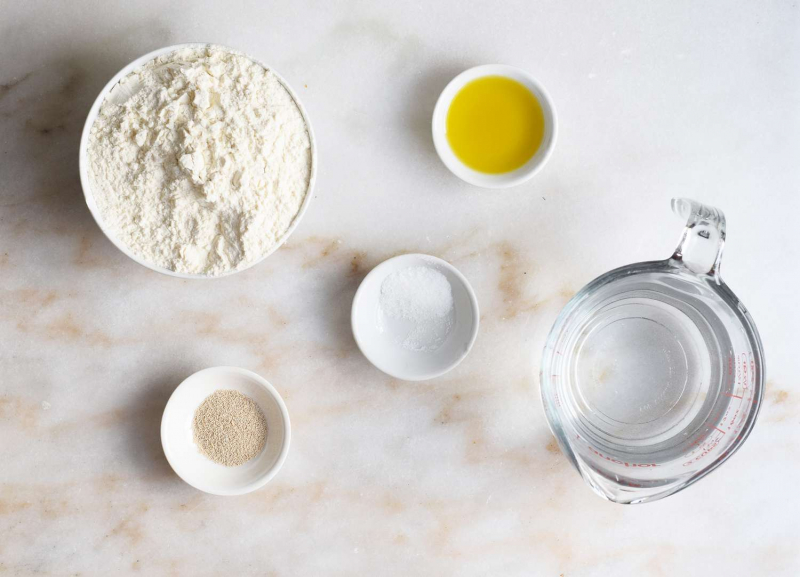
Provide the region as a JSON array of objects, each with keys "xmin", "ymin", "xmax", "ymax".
[{"xmin": 540, "ymin": 199, "xmax": 764, "ymax": 504}]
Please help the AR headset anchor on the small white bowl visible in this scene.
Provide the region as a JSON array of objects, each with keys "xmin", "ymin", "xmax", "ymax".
[
  {"xmin": 432, "ymin": 64, "xmax": 557, "ymax": 189},
  {"xmin": 78, "ymin": 43, "xmax": 317, "ymax": 279},
  {"xmin": 161, "ymin": 366, "xmax": 291, "ymax": 495},
  {"xmin": 351, "ymin": 254, "xmax": 479, "ymax": 381}
]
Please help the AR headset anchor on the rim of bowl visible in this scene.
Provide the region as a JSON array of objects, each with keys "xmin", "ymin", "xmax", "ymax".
[
  {"xmin": 78, "ymin": 43, "xmax": 318, "ymax": 279},
  {"xmin": 350, "ymin": 253, "xmax": 480, "ymax": 381},
  {"xmin": 160, "ymin": 366, "xmax": 292, "ymax": 495},
  {"xmin": 431, "ymin": 64, "xmax": 558, "ymax": 189}
]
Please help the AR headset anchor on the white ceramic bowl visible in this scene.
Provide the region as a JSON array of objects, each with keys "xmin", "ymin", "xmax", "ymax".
[
  {"xmin": 351, "ymin": 254, "xmax": 479, "ymax": 381},
  {"xmin": 432, "ymin": 64, "xmax": 557, "ymax": 188},
  {"xmin": 78, "ymin": 43, "xmax": 317, "ymax": 279},
  {"xmin": 161, "ymin": 366, "xmax": 291, "ymax": 495}
]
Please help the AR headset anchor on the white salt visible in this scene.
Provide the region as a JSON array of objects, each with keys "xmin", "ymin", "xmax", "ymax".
[{"xmin": 379, "ymin": 266, "xmax": 455, "ymax": 351}]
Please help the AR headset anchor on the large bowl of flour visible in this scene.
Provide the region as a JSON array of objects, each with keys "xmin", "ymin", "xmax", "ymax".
[{"xmin": 79, "ymin": 44, "xmax": 316, "ymax": 278}]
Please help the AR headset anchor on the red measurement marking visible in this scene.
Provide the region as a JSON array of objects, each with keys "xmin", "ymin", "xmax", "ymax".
[
  {"xmin": 725, "ymin": 393, "xmax": 743, "ymax": 399},
  {"xmin": 713, "ymin": 426, "xmax": 726, "ymax": 434}
]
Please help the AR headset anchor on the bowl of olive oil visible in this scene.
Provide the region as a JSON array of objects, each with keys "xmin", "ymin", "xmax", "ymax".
[{"xmin": 432, "ymin": 65, "xmax": 557, "ymax": 188}]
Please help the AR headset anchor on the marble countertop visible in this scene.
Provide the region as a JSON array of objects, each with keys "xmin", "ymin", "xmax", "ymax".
[{"xmin": 1, "ymin": 1, "xmax": 798, "ymax": 575}]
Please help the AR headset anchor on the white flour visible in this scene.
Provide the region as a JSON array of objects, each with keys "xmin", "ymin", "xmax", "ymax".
[{"xmin": 87, "ymin": 45, "xmax": 312, "ymax": 275}]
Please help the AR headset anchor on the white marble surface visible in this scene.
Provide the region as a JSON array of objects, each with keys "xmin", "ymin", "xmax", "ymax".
[{"xmin": 1, "ymin": 1, "xmax": 798, "ymax": 575}]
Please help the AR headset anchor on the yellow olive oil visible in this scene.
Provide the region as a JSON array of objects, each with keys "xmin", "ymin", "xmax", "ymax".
[{"xmin": 446, "ymin": 76, "xmax": 545, "ymax": 174}]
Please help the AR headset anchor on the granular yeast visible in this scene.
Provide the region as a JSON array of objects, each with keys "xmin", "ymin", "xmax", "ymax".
[{"xmin": 192, "ymin": 389, "xmax": 268, "ymax": 466}]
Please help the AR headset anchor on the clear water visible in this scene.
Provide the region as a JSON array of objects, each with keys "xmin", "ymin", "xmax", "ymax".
[{"xmin": 562, "ymin": 273, "xmax": 732, "ymax": 460}]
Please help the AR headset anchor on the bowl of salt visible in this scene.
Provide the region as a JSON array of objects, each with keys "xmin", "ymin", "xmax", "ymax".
[{"xmin": 351, "ymin": 254, "xmax": 479, "ymax": 381}]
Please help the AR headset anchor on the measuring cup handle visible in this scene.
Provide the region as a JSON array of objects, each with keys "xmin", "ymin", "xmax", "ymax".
[{"xmin": 670, "ymin": 198, "xmax": 726, "ymax": 282}]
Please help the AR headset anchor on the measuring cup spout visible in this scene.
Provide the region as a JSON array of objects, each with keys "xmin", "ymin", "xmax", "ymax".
[{"xmin": 670, "ymin": 198, "xmax": 726, "ymax": 283}]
